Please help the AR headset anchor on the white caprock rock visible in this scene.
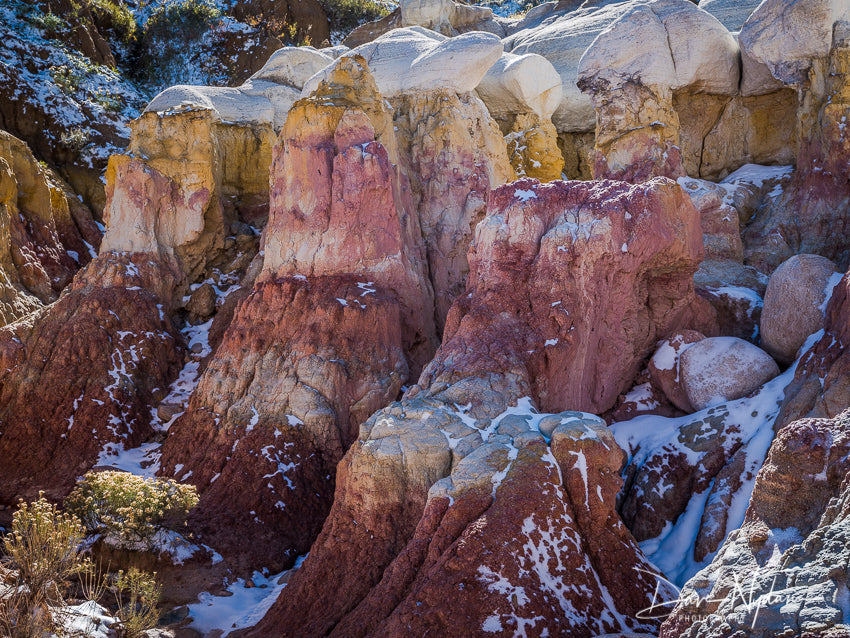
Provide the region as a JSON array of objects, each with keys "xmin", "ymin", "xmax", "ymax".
[
  {"xmin": 476, "ymin": 51, "xmax": 562, "ymax": 120},
  {"xmin": 144, "ymin": 46, "xmax": 337, "ymax": 130},
  {"xmin": 680, "ymin": 337, "xmax": 780, "ymax": 411},
  {"xmin": 504, "ymin": 0, "xmax": 637, "ymax": 132},
  {"xmin": 760, "ymin": 254, "xmax": 841, "ymax": 365},
  {"xmin": 697, "ymin": 0, "xmax": 762, "ymax": 32},
  {"xmin": 740, "ymin": 0, "xmax": 850, "ymax": 86},
  {"xmin": 301, "ymin": 28, "xmax": 503, "ymax": 98},
  {"xmin": 144, "ymin": 85, "xmax": 276, "ymax": 126},
  {"xmin": 248, "ymin": 46, "xmax": 334, "ymax": 88},
  {"xmin": 577, "ymin": 0, "xmax": 739, "ymax": 95},
  {"xmin": 400, "ymin": 0, "xmax": 493, "ymax": 33}
]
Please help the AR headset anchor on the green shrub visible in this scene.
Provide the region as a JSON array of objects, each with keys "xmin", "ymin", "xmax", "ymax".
[
  {"xmin": 29, "ymin": 10, "xmax": 66, "ymax": 35},
  {"xmin": 51, "ymin": 64, "xmax": 84, "ymax": 94},
  {"xmin": 321, "ymin": 0, "xmax": 390, "ymax": 35},
  {"xmin": 143, "ymin": 0, "xmax": 221, "ymax": 42},
  {"xmin": 0, "ymin": 496, "xmax": 90, "ymax": 637},
  {"xmin": 85, "ymin": 0, "xmax": 137, "ymax": 43},
  {"xmin": 65, "ymin": 471, "xmax": 199, "ymax": 549},
  {"xmin": 112, "ymin": 568, "xmax": 161, "ymax": 638},
  {"xmin": 60, "ymin": 127, "xmax": 92, "ymax": 152}
]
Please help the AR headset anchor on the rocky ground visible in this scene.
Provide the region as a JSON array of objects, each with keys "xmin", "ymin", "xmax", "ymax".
[{"xmin": 2, "ymin": 0, "xmax": 850, "ymax": 636}]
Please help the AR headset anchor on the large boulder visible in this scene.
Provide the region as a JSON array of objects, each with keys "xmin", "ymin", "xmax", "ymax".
[
  {"xmin": 760, "ymin": 254, "xmax": 841, "ymax": 364},
  {"xmin": 301, "ymin": 28, "xmax": 503, "ymax": 99},
  {"xmin": 681, "ymin": 337, "xmax": 779, "ymax": 411}
]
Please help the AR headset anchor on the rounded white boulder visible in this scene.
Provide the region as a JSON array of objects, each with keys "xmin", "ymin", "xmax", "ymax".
[
  {"xmin": 681, "ymin": 337, "xmax": 780, "ymax": 411},
  {"xmin": 476, "ymin": 52, "xmax": 562, "ymax": 119}
]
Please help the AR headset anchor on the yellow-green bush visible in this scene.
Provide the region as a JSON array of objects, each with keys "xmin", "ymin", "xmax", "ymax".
[
  {"xmin": 65, "ymin": 471, "xmax": 199, "ymax": 549},
  {"xmin": 0, "ymin": 496, "xmax": 89, "ymax": 637},
  {"xmin": 112, "ymin": 568, "xmax": 161, "ymax": 638}
]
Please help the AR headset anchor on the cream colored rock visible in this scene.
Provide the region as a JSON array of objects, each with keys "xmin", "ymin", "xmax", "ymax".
[
  {"xmin": 400, "ymin": 0, "xmax": 494, "ymax": 33},
  {"xmin": 681, "ymin": 337, "xmax": 780, "ymax": 411},
  {"xmin": 577, "ymin": 0, "xmax": 739, "ymax": 95},
  {"xmin": 144, "ymin": 85, "xmax": 275, "ymax": 127},
  {"xmin": 301, "ymin": 29, "xmax": 502, "ymax": 98},
  {"xmin": 505, "ymin": 0, "xmax": 636, "ymax": 133},
  {"xmin": 238, "ymin": 80, "xmax": 302, "ymax": 130},
  {"xmin": 476, "ymin": 51, "xmax": 562, "ymax": 119},
  {"xmin": 761, "ymin": 254, "xmax": 841, "ymax": 365},
  {"xmin": 697, "ymin": 0, "xmax": 762, "ymax": 32},
  {"xmin": 248, "ymin": 46, "xmax": 334, "ymax": 88},
  {"xmin": 739, "ymin": 0, "xmax": 850, "ymax": 86}
]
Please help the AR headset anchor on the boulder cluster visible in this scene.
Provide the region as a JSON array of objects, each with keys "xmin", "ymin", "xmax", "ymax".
[{"xmin": 2, "ymin": 0, "xmax": 850, "ymax": 636}]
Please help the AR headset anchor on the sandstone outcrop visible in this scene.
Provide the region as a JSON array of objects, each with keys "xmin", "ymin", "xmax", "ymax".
[
  {"xmin": 306, "ymin": 29, "xmax": 515, "ymax": 328},
  {"xmin": 760, "ymin": 254, "xmax": 840, "ymax": 364},
  {"xmin": 0, "ymin": 130, "xmax": 98, "ymax": 324},
  {"xmin": 0, "ymin": 253, "xmax": 184, "ymax": 506},
  {"xmin": 159, "ymin": 57, "xmax": 436, "ymax": 571},
  {"xmin": 741, "ymin": 4, "xmax": 850, "ymax": 271},
  {"xmin": 248, "ymin": 176, "xmax": 710, "ymax": 636},
  {"xmin": 577, "ymin": 0, "xmax": 739, "ymax": 181},
  {"xmin": 680, "ymin": 337, "xmax": 779, "ymax": 411},
  {"xmin": 693, "ymin": 259, "xmax": 765, "ymax": 342},
  {"xmin": 660, "ymin": 409, "xmax": 850, "ymax": 638},
  {"xmin": 697, "ymin": 0, "xmax": 763, "ymax": 32}
]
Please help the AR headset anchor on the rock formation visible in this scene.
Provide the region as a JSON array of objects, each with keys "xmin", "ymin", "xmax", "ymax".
[
  {"xmin": 577, "ymin": 0, "xmax": 738, "ymax": 181},
  {"xmin": 0, "ymin": 130, "xmax": 98, "ymax": 325},
  {"xmin": 742, "ymin": 1, "xmax": 850, "ymax": 271},
  {"xmin": 247, "ymin": 175, "xmax": 708, "ymax": 636},
  {"xmin": 660, "ymin": 408, "xmax": 850, "ymax": 638},
  {"xmin": 159, "ymin": 57, "xmax": 436, "ymax": 571}
]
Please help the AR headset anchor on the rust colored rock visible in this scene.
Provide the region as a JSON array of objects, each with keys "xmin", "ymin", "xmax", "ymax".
[
  {"xmin": 423, "ymin": 177, "xmax": 706, "ymax": 415},
  {"xmin": 648, "ymin": 330, "xmax": 706, "ymax": 413},
  {"xmin": 0, "ymin": 130, "xmax": 97, "ymax": 324},
  {"xmin": 0, "ymin": 253, "xmax": 183, "ymax": 506},
  {"xmin": 505, "ymin": 112, "xmax": 565, "ymax": 182},
  {"xmin": 248, "ymin": 176, "xmax": 712, "ymax": 637},
  {"xmin": 160, "ymin": 58, "xmax": 436, "ymax": 571}
]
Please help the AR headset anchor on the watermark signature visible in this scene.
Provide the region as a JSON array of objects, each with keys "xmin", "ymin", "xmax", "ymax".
[{"xmin": 635, "ymin": 567, "xmax": 789, "ymax": 629}]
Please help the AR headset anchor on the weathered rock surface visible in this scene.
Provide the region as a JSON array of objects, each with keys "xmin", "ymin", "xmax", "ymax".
[
  {"xmin": 577, "ymin": 0, "xmax": 738, "ymax": 181},
  {"xmin": 0, "ymin": 253, "xmax": 183, "ymax": 506},
  {"xmin": 697, "ymin": 0, "xmax": 762, "ymax": 32},
  {"xmin": 476, "ymin": 51, "xmax": 562, "ymax": 121},
  {"xmin": 742, "ymin": 9, "xmax": 850, "ymax": 272},
  {"xmin": 775, "ymin": 270, "xmax": 850, "ymax": 431},
  {"xmin": 247, "ymin": 175, "xmax": 711, "ymax": 637},
  {"xmin": 104, "ymin": 106, "xmax": 274, "ymax": 294},
  {"xmin": 614, "ymin": 365, "xmax": 795, "ymax": 584},
  {"xmin": 302, "ymin": 28, "xmax": 503, "ymax": 99},
  {"xmin": 681, "ymin": 337, "xmax": 779, "ymax": 411},
  {"xmin": 660, "ymin": 409, "xmax": 850, "ymax": 638},
  {"xmin": 648, "ymin": 330, "xmax": 706, "ymax": 413},
  {"xmin": 160, "ymin": 57, "xmax": 436, "ymax": 571},
  {"xmin": 694, "ymin": 259, "xmax": 766, "ymax": 342},
  {"xmin": 0, "ymin": 130, "xmax": 98, "ymax": 324},
  {"xmin": 761, "ymin": 254, "xmax": 840, "ymax": 365}
]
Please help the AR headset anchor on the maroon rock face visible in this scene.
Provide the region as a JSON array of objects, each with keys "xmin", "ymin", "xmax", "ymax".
[
  {"xmin": 159, "ymin": 58, "xmax": 434, "ymax": 572},
  {"xmin": 158, "ymin": 276, "xmax": 408, "ymax": 572},
  {"xmin": 0, "ymin": 253, "xmax": 183, "ymax": 505},
  {"xmin": 423, "ymin": 177, "xmax": 710, "ymax": 415},
  {"xmin": 648, "ymin": 330, "xmax": 707, "ymax": 413},
  {"xmin": 247, "ymin": 176, "xmax": 710, "ymax": 637}
]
